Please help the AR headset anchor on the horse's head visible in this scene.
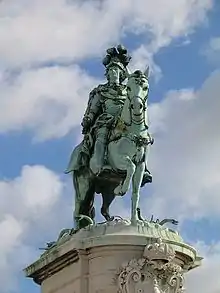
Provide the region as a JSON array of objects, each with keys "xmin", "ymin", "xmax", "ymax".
[{"xmin": 126, "ymin": 69, "xmax": 149, "ymax": 124}]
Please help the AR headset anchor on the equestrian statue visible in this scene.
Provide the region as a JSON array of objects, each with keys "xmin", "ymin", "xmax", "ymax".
[{"xmin": 65, "ymin": 45, "xmax": 154, "ymax": 229}]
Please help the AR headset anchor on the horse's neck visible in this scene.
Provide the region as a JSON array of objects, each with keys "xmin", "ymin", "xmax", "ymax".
[
  {"xmin": 128, "ymin": 121, "xmax": 147, "ymax": 134},
  {"xmin": 120, "ymin": 98, "xmax": 131, "ymax": 125},
  {"xmin": 120, "ymin": 98, "xmax": 149, "ymax": 135}
]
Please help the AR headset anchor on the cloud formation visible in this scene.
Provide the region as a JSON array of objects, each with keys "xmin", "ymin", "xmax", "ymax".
[
  {"xmin": 202, "ymin": 36, "xmax": 220, "ymax": 65},
  {"xmin": 144, "ymin": 70, "xmax": 220, "ymax": 220},
  {"xmin": 187, "ymin": 241, "xmax": 220, "ymax": 293},
  {"xmin": 0, "ymin": 0, "xmax": 213, "ymax": 68},
  {"xmin": 0, "ymin": 0, "xmax": 214, "ymax": 140},
  {"xmin": 0, "ymin": 165, "xmax": 72, "ymax": 292},
  {"xmin": 0, "ymin": 65, "xmax": 99, "ymax": 140}
]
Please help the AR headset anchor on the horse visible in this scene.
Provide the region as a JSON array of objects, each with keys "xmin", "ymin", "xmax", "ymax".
[{"xmin": 65, "ymin": 69, "xmax": 153, "ymax": 228}]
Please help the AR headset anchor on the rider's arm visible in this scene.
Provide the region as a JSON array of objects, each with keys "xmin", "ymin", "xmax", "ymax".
[
  {"xmin": 86, "ymin": 89, "xmax": 102, "ymax": 121},
  {"xmin": 81, "ymin": 88, "xmax": 102, "ymax": 133}
]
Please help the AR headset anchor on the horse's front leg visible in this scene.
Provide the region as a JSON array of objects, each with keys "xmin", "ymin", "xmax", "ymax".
[
  {"xmin": 114, "ymin": 156, "xmax": 136, "ymax": 195},
  {"xmin": 131, "ymin": 162, "xmax": 145, "ymax": 225}
]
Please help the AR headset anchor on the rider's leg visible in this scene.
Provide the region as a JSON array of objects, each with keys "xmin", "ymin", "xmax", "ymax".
[{"xmin": 90, "ymin": 127, "xmax": 108, "ymax": 174}]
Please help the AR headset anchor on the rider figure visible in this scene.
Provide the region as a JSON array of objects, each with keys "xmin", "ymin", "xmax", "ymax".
[{"xmin": 81, "ymin": 45, "xmax": 131, "ymax": 175}]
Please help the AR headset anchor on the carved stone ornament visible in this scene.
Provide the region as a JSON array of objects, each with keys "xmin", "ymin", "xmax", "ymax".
[{"xmin": 117, "ymin": 238, "xmax": 185, "ymax": 293}]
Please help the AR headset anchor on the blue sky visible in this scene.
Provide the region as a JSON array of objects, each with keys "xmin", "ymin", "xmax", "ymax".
[{"xmin": 0, "ymin": 1, "xmax": 220, "ymax": 293}]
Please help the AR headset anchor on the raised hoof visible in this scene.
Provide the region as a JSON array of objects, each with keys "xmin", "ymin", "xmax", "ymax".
[
  {"xmin": 91, "ymin": 167, "xmax": 102, "ymax": 176},
  {"xmin": 90, "ymin": 160, "xmax": 102, "ymax": 176},
  {"xmin": 114, "ymin": 184, "xmax": 127, "ymax": 196}
]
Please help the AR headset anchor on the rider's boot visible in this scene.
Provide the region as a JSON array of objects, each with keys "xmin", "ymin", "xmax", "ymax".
[
  {"xmin": 141, "ymin": 168, "xmax": 152, "ymax": 187},
  {"xmin": 90, "ymin": 128, "xmax": 107, "ymax": 175}
]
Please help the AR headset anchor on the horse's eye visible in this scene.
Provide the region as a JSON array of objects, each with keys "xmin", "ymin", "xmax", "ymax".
[{"xmin": 127, "ymin": 86, "xmax": 131, "ymax": 91}]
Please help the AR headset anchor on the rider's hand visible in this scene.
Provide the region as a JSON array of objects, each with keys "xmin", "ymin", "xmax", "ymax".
[
  {"xmin": 81, "ymin": 116, "xmax": 92, "ymax": 134},
  {"xmin": 147, "ymin": 133, "xmax": 154, "ymax": 145}
]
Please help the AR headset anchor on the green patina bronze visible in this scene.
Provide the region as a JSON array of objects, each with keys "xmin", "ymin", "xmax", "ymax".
[
  {"xmin": 24, "ymin": 46, "xmax": 203, "ymax": 282},
  {"xmin": 65, "ymin": 45, "xmax": 154, "ymax": 229}
]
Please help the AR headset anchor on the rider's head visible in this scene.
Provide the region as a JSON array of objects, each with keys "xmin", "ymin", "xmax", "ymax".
[
  {"xmin": 103, "ymin": 45, "xmax": 131, "ymax": 85},
  {"xmin": 105, "ymin": 64, "xmax": 126, "ymax": 85}
]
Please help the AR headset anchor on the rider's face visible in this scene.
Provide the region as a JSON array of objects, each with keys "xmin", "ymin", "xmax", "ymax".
[{"xmin": 106, "ymin": 66, "xmax": 120, "ymax": 85}]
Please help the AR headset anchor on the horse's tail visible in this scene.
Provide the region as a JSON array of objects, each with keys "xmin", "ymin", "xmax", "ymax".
[
  {"xmin": 65, "ymin": 142, "xmax": 85, "ymax": 174},
  {"xmin": 76, "ymin": 214, "xmax": 94, "ymax": 225}
]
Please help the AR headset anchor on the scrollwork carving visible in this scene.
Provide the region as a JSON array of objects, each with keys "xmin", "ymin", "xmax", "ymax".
[
  {"xmin": 143, "ymin": 238, "xmax": 175, "ymax": 262},
  {"xmin": 117, "ymin": 239, "xmax": 184, "ymax": 293},
  {"xmin": 118, "ymin": 258, "xmax": 146, "ymax": 293}
]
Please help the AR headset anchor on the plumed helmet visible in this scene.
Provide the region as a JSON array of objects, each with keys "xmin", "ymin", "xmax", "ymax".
[{"xmin": 102, "ymin": 44, "xmax": 131, "ymax": 68}]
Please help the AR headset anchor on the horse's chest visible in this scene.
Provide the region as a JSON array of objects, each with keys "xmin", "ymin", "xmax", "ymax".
[
  {"xmin": 129, "ymin": 136, "xmax": 148, "ymax": 163},
  {"xmin": 122, "ymin": 139, "xmax": 145, "ymax": 162},
  {"xmin": 133, "ymin": 146, "xmax": 145, "ymax": 163}
]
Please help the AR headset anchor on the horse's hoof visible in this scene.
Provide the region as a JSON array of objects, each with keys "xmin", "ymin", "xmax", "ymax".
[
  {"xmin": 114, "ymin": 185, "xmax": 122, "ymax": 195},
  {"xmin": 131, "ymin": 217, "xmax": 143, "ymax": 226},
  {"xmin": 131, "ymin": 219, "xmax": 137, "ymax": 226},
  {"xmin": 114, "ymin": 185, "xmax": 127, "ymax": 196},
  {"xmin": 101, "ymin": 208, "xmax": 113, "ymax": 222},
  {"xmin": 90, "ymin": 159, "xmax": 103, "ymax": 176}
]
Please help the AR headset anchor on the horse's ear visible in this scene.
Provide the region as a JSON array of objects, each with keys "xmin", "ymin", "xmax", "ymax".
[
  {"xmin": 144, "ymin": 66, "xmax": 150, "ymax": 78},
  {"xmin": 125, "ymin": 67, "xmax": 131, "ymax": 78}
]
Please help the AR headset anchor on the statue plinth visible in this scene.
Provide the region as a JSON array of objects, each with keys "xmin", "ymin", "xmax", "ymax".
[{"xmin": 24, "ymin": 220, "xmax": 202, "ymax": 293}]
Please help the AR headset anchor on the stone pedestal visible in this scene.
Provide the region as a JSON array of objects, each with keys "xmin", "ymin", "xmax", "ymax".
[{"xmin": 24, "ymin": 219, "xmax": 202, "ymax": 293}]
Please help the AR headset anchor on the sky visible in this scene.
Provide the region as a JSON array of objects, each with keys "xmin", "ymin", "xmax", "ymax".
[{"xmin": 0, "ymin": 0, "xmax": 220, "ymax": 292}]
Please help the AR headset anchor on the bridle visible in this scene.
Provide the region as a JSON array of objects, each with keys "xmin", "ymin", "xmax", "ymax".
[{"xmin": 126, "ymin": 77, "xmax": 148, "ymax": 126}]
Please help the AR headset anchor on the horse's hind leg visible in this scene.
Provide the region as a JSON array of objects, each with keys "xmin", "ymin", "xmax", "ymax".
[
  {"xmin": 78, "ymin": 188, "xmax": 95, "ymax": 229},
  {"xmin": 101, "ymin": 192, "xmax": 115, "ymax": 221},
  {"xmin": 73, "ymin": 170, "xmax": 95, "ymax": 229}
]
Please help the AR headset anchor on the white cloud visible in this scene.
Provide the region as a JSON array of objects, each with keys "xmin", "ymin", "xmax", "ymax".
[
  {"xmin": 0, "ymin": 165, "xmax": 72, "ymax": 292},
  {"xmin": 137, "ymin": 0, "xmax": 212, "ymax": 48},
  {"xmin": 202, "ymin": 36, "xmax": 220, "ymax": 64},
  {"xmin": 0, "ymin": 163, "xmax": 130, "ymax": 292},
  {"xmin": 142, "ymin": 70, "xmax": 220, "ymax": 220},
  {"xmin": 0, "ymin": 0, "xmax": 214, "ymax": 139},
  {"xmin": 186, "ymin": 241, "xmax": 220, "ymax": 293},
  {"xmin": 130, "ymin": 45, "xmax": 162, "ymax": 81},
  {"xmin": 0, "ymin": 65, "xmax": 99, "ymax": 140},
  {"xmin": 0, "ymin": 0, "xmax": 213, "ymax": 68},
  {"xmin": 0, "ymin": 0, "xmax": 123, "ymax": 67},
  {"xmin": 0, "ymin": 215, "xmax": 27, "ymax": 292},
  {"xmin": 209, "ymin": 37, "xmax": 220, "ymax": 51}
]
